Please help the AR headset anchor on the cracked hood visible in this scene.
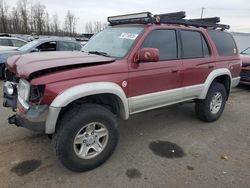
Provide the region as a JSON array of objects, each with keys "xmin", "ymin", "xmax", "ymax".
[{"xmin": 7, "ymin": 51, "xmax": 116, "ymax": 78}]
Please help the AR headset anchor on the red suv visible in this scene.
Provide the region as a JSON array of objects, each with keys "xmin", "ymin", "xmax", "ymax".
[{"xmin": 3, "ymin": 12, "xmax": 241, "ymax": 172}]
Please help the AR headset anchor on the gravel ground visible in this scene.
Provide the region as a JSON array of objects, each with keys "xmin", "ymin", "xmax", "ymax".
[{"xmin": 0, "ymin": 81, "xmax": 249, "ymax": 188}]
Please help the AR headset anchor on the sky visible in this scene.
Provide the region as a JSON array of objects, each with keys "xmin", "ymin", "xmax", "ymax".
[{"xmin": 8, "ymin": 0, "xmax": 250, "ymax": 33}]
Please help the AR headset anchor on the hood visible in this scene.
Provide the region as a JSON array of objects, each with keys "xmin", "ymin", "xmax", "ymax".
[
  {"xmin": 0, "ymin": 50, "xmax": 23, "ymax": 63},
  {"xmin": 7, "ymin": 51, "xmax": 116, "ymax": 79},
  {"xmin": 240, "ymin": 54, "xmax": 250, "ymax": 65}
]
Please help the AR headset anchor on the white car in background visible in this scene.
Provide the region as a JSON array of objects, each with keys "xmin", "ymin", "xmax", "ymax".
[{"xmin": 0, "ymin": 37, "xmax": 27, "ymax": 51}]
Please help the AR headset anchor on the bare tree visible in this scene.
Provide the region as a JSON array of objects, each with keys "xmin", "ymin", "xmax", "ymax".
[
  {"xmin": 44, "ymin": 11, "xmax": 50, "ymax": 34},
  {"xmin": 85, "ymin": 21, "xmax": 93, "ymax": 34},
  {"xmin": 10, "ymin": 7, "xmax": 21, "ymax": 33},
  {"xmin": 0, "ymin": 0, "xmax": 9, "ymax": 33},
  {"xmin": 17, "ymin": 0, "xmax": 29, "ymax": 33},
  {"xmin": 93, "ymin": 21, "xmax": 107, "ymax": 33},
  {"xmin": 64, "ymin": 10, "xmax": 78, "ymax": 36},
  {"xmin": 85, "ymin": 21, "xmax": 107, "ymax": 34},
  {"xmin": 52, "ymin": 13, "xmax": 59, "ymax": 35},
  {"xmin": 0, "ymin": 0, "xmax": 109, "ymax": 36},
  {"xmin": 32, "ymin": 2, "xmax": 46, "ymax": 35}
]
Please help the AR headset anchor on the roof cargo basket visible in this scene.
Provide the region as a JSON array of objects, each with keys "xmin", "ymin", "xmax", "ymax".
[
  {"xmin": 108, "ymin": 12, "xmax": 154, "ymax": 25},
  {"xmin": 154, "ymin": 11, "xmax": 186, "ymax": 20},
  {"xmin": 108, "ymin": 11, "xmax": 230, "ymax": 30},
  {"xmin": 189, "ymin": 17, "xmax": 220, "ymax": 24}
]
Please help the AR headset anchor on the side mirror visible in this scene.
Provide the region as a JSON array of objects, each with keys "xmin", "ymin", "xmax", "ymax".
[
  {"xmin": 137, "ymin": 48, "xmax": 160, "ymax": 63},
  {"xmin": 30, "ymin": 48, "xmax": 39, "ymax": 53}
]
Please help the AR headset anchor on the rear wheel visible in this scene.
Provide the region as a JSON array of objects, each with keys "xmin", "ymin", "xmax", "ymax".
[
  {"xmin": 195, "ymin": 82, "xmax": 227, "ymax": 122},
  {"xmin": 53, "ymin": 104, "xmax": 118, "ymax": 172}
]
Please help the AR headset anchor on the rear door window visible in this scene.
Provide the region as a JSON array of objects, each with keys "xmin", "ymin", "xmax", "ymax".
[
  {"xmin": 141, "ymin": 29, "xmax": 178, "ymax": 61},
  {"xmin": 37, "ymin": 41, "xmax": 57, "ymax": 51},
  {"xmin": 180, "ymin": 30, "xmax": 210, "ymax": 59},
  {"xmin": 10, "ymin": 39, "xmax": 27, "ymax": 47},
  {"xmin": 0, "ymin": 39, "xmax": 11, "ymax": 46},
  {"xmin": 58, "ymin": 41, "xmax": 77, "ymax": 51},
  {"xmin": 208, "ymin": 31, "xmax": 237, "ymax": 56}
]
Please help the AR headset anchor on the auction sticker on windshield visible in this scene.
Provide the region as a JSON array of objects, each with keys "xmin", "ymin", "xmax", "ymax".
[{"xmin": 119, "ymin": 33, "xmax": 139, "ymax": 40}]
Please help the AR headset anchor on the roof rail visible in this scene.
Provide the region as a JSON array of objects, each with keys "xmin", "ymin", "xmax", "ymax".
[{"xmin": 108, "ymin": 11, "xmax": 230, "ymax": 30}]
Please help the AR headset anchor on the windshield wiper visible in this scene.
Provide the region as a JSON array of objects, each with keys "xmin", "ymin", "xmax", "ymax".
[{"xmin": 88, "ymin": 51, "xmax": 110, "ymax": 57}]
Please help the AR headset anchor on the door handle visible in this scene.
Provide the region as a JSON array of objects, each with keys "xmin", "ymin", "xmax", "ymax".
[
  {"xmin": 171, "ymin": 69, "xmax": 179, "ymax": 73},
  {"xmin": 208, "ymin": 65, "xmax": 214, "ymax": 69}
]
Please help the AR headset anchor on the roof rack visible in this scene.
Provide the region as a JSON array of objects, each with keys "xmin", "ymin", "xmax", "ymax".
[
  {"xmin": 108, "ymin": 12, "xmax": 154, "ymax": 25},
  {"xmin": 189, "ymin": 17, "xmax": 220, "ymax": 23},
  {"xmin": 107, "ymin": 11, "xmax": 230, "ymax": 30}
]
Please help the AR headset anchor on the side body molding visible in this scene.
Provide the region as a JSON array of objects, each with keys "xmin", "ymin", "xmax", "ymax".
[
  {"xmin": 199, "ymin": 68, "xmax": 232, "ymax": 99},
  {"xmin": 45, "ymin": 82, "xmax": 129, "ymax": 134}
]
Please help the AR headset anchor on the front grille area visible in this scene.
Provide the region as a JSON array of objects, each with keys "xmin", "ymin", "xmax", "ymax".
[{"xmin": 240, "ymin": 70, "xmax": 250, "ymax": 82}]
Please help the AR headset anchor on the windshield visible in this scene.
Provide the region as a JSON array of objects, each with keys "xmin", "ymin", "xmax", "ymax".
[
  {"xmin": 241, "ymin": 47, "xmax": 250, "ymax": 55},
  {"xmin": 82, "ymin": 27, "xmax": 144, "ymax": 58},
  {"xmin": 18, "ymin": 40, "xmax": 39, "ymax": 52}
]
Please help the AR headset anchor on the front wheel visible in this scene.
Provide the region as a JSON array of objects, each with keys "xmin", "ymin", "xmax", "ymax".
[
  {"xmin": 0, "ymin": 64, "xmax": 5, "ymax": 80},
  {"xmin": 195, "ymin": 82, "xmax": 227, "ymax": 122},
  {"xmin": 53, "ymin": 104, "xmax": 118, "ymax": 172}
]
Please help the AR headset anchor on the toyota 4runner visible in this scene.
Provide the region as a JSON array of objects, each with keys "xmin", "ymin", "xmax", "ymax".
[{"xmin": 3, "ymin": 12, "xmax": 241, "ymax": 172}]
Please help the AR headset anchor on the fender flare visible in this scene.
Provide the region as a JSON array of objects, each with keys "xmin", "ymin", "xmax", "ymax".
[
  {"xmin": 45, "ymin": 82, "xmax": 129, "ymax": 134},
  {"xmin": 199, "ymin": 68, "xmax": 232, "ymax": 99}
]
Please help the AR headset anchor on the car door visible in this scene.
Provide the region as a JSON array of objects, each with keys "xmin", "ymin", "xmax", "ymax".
[
  {"xmin": 179, "ymin": 29, "xmax": 215, "ymax": 99},
  {"xmin": 128, "ymin": 29, "xmax": 183, "ymax": 114}
]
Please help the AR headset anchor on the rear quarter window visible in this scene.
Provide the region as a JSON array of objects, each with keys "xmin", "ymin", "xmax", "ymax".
[{"xmin": 208, "ymin": 31, "xmax": 237, "ymax": 56}]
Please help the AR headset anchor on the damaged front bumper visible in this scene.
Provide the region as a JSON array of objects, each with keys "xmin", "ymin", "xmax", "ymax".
[
  {"xmin": 8, "ymin": 102, "xmax": 49, "ymax": 133},
  {"xmin": 3, "ymin": 82, "xmax": 48, "ymax": 133}
]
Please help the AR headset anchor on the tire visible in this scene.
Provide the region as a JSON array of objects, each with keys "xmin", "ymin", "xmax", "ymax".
[
  {"xmin": 195, "ymin": 82, "xmax": 227, "ymax": 122},
  {"xmin": 0, "ymin": 64, "xmax": 5, "ymax": 80},
  {"xmin": 53, "ymin": 104, "xmax": 118, "ymax": 172}
]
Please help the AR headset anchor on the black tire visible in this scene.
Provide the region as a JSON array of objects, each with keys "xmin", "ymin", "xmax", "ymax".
[
  {"xmin": 0, "ymin": 64, "xmax": 5, "ymax": 80},
  {"xmin": 195, "ymin": 82, "xmax": 227, "ymax": 122},
  {"xmin": 53, "ymin": 104, "xmax": 118, "ymax": 172}
]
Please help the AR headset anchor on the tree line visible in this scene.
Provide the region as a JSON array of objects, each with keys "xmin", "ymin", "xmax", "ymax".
[{"xmin": 0, "ymin": 0, "xmax": 107, "ymax": 36}]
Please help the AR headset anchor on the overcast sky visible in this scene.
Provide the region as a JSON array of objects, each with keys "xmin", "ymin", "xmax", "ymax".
[{"xmin": 8, "ymin": 0, "xmax": 250, "ymax": 33}]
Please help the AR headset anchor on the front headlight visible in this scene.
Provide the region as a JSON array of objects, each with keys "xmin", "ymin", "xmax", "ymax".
[
  {"xmin": 17, "ymin": 79, "xmax": 30, "ymax": 101},
  {"xmin": 4, "ymin": 81, "xmax": 14, "ymax": 95}
]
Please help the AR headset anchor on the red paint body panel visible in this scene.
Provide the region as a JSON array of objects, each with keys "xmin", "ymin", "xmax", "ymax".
[
  {"xmin": 39, "ymin": 60, "xmax": 129, "ymax": 104},
  {"xmin": 128, "ymin": 60, "xmax": 183, "ymax": 97}
]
